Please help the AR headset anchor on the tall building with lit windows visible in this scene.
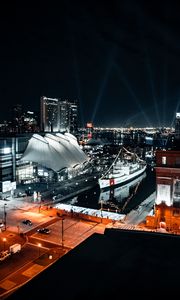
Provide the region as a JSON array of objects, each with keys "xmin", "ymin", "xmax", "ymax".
[
  {"xmin": 59, "ymin": 100, "xmax": 78, "ymax": 133},
  {"xmin": 40, "ymin": 96, "xmax": 59, "ymax": 132},
  {"xmin": 68, "ymin": 101, "xmax": 78, "ymax": 134},
  {"xmin": 175, "ymin": 112, "xmax": 180, "ymax": 140},
  {"xmin": 40, "ymin": 96, "xmax": 78, "ymax": 134}
]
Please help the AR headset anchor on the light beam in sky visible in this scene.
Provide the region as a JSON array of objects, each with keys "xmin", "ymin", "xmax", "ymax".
[
  {"xmin": 91, "ymin": 50, "xmax": 115, "ymax": 123},
  {"xmin": 144, "ymin": 50, "xmax": 161, "ymax": 127},
  {"xmin": 114, "ymin": 63, "xmax": 152, "ymax": 127}
]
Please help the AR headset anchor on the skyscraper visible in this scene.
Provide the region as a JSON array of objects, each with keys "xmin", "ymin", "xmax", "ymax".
[
  {"xmin": 12, "ymin": 104, "xmax": 23, "ymax": 133},
  {"xmin": 40, "ymin": 96, "xmax": 78, "ymax": 134},
  {"xmin": 175, "ymin": 112, "xmax": 180, "ymax": 139},
  {"xmin": 58, "ymin": 100, "xmax": 78, "ymax": 133},
  {"xmin": 40, "ymin": 96, "xmax": 59, "ymax": 132}
]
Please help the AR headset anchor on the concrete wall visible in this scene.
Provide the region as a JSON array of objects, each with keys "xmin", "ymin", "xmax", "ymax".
[{"xmin": 56, "ymin": 209, "xmax": 112, "ymax": 225}]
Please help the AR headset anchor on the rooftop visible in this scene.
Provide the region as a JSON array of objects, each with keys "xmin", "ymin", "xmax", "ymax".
[{"xmin": 7, "ymin": 229, "xmax": 180, "ymax": 299}]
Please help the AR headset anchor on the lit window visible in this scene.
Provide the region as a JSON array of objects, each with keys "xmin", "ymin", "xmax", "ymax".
[
  {"xmin": 162, "ymin": 156, "xmax": 166, "ymax": 165},
  {"xmin": 3, "ymin": 147, "xmax": 11, "ymax": 154}
]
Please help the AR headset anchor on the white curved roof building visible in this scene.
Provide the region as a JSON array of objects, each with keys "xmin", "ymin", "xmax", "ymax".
[{"xmin": 20, "ymin": 133, "xmax": 88, "ymax": 172}]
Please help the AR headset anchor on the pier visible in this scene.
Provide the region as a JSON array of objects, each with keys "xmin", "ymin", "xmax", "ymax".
[{"xmin": 55, "ymin": 203, "xmax": 126, "ymax": 224}]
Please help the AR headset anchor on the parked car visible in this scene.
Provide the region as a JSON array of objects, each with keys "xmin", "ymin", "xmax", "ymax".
[
  {"xmin": 22, "ymin": 219, "xmax": 32, "ymax": 226},
  {"xmin": 17, "ymin": 192, "xmax": 27, "ymax": 197},
  {"xmin": 37, "ymin": 228, "xmax": 50, "ymax": 234},
  {"xmin": 9, "ymin": 243, "xmax": 21, "ymax": 254}
]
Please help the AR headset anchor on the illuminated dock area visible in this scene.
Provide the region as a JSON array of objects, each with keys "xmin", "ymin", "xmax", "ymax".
[{"xmin": 55, "ymin": 203, "xmax": 125, "ymax": 221}]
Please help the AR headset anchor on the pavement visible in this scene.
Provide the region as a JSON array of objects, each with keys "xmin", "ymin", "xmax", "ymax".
[
  {"xmin": 0, "ymin": 194, "xmax": 107, "ymax": 300},
  {"xmin": 0, "ymin": 247, "xmax": 64, "ymax": 299},
  {"xmin": 0, "ymin": 182, "xmax": 157, "ymax": 299}
]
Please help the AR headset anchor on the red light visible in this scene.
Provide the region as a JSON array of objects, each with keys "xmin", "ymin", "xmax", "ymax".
[{"xmin": 86, "ymin": 122, "xmax": 93, "ymax": 128}]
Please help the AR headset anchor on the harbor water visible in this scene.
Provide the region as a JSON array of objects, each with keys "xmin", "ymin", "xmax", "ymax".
[{"xmin": 65, "ymin": 165, "xmax": 156, "ymax": 214}]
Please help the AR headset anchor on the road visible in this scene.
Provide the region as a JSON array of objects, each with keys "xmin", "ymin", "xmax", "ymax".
[
  {"xmin": 0, "ymin": 203, "xmax": 106, "ymax": 299},
  {"xmin": 0, "ymin": 177, "xmax": 156, "ymax": 299}
]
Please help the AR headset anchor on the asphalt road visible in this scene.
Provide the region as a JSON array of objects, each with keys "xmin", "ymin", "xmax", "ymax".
[
  {"xmin": 0, "ymin": 175, "xmax": 156, "ymax": 299},
  {"xmin": 0, "ymin": 204, "xmax": 105, "ymax": 299}
]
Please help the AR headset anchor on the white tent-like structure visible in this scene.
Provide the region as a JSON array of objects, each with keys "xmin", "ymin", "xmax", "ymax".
[{"xmin": 20, "ymin": 133, "xmax": 88, "ymax": 172}]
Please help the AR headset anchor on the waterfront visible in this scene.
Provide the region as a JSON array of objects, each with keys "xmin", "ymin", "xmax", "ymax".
[{"xmin": 65, "ymin": 165, "xmax": 156, "ymax": 214}]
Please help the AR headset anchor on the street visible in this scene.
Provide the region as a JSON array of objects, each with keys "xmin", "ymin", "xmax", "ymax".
[
  {"xmin": 0, "ymin": 180, "xmax": 156, "ymax": 299},
  {"xmin": 0, "ymin": 198, "xmax": 106, "ymax": 299}
]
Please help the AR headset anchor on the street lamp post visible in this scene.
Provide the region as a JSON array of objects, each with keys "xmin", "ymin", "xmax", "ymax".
[
  {"xmin": 100, "ymin": 199, "xmax": 103, "ymax": 218},
  {"xmin": 17, "ymin": 224, "xmax": 20, "ymax": 235},
  {"xmin": 3, "ymin": 237, "xmax": 6, "ymax": 251},
  {"xmin": 38, "ymin": 243, "xmax": 41, "ymax": 257},
  {"xmin": 38, "ymin": 193, "xmax": 41, "ymax": 213},
  {"xmin": 61, "ymin": 217, "xmax": 64, "ymax": 248},
  {"xmin": 4, "ymin": 204, "xmax": 7, "ymax": 231}
]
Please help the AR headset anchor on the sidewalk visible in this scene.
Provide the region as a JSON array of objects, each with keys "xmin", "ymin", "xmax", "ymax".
[
  {"xmin": 0, "ymin": 180, "xmax": 155, "ymax": 299},
  {"xmin": 0, "ymin": 198, "xmax": 107, "ymax": 299},
  {"xmin": 0, "ymin": 247, "xmax": 66, "ymax": 300},
  {"xmin": 0, "ymin": 216, "xmax": 106, "ymax": 300}
]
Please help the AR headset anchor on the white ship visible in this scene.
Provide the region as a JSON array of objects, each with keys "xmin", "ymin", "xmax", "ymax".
[
  {"xmin": 99, "ymin": 171, "xmax": 147, "ymax": 203},
  {"xmin": 98, "ymin": 147, "xmax": 147, "ymax": 190}
]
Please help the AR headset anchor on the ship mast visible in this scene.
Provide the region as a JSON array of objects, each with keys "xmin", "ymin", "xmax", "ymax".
[
  {"xmin": 122, "ymin": 147, "xmax": 144, "ymax": 163},
  {"xmin": 100, "ymin": 147, "xmax": 144, "ymax": 180},
  {"xmin": 100, "ymin": 147, "xmax": 122, "ymax": 179}
]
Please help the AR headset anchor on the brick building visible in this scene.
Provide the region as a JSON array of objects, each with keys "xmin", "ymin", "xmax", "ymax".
[{"xmin": 146, "ymin": 149, "xmax": 180, "ymax": 232}]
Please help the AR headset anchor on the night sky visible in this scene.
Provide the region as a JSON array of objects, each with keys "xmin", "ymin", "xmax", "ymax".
[{"xmin": 0, "ymin": 0, "xmax": 180, "ymax": 127}]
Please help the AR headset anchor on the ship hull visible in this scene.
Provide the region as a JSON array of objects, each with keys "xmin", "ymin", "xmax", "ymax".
[{"xmin": 98, "ymin": 164, "xmax": 147, "ymax": 190}]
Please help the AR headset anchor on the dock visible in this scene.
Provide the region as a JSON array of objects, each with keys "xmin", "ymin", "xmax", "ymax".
[{"xmin": 55, "ymin": 203, "xmax": 125, "ymax": 222}]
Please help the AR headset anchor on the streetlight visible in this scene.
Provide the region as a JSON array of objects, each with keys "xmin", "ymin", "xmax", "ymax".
[
  {"xmin": 17, "ymin": 224, "xmax": 20, "ymax": 235},
  {"xmin": 38, "ymin": 193, "xmax": 42, "ymax": 213},
  {"xmin": 61, "ymin": 217, "xmax": 64, "ymax": 248},
  {"xmin": 3, "ymin": 237, "xmax": 6, "ymax": 251},
  {"xmin": 100, "ymin": 199, "xmax": 103, "ymax": 218},
  {"xmin": 4, "ymin": 204, "xmax": 7, "ymax": 231},
  {"xmin": 38, "ymin": 243, "xmax": 41, "ymax": 257}
]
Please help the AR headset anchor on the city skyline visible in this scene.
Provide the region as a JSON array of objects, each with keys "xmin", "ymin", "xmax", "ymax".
[{"xmin": 0, "ymin": 1, "xmax": 180, "ymax": 127}]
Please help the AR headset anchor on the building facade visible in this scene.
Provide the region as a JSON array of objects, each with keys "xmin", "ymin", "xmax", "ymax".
[
  {"xmin": 40, "ymin": 96, "xmax": 78, "ymax": 134},
  {"xmin": 40, "ymin": 96, "xmax": 59, "ymax": 132},
  {"xmin": 175, "ymin": 112, "xmax": 180, "ymax": 140},
  {"xmin": 146, "ymin": 149, "xmax": 180, "ymax": 232},
  {"xmin": 0, "ymin": 133, "xmax": 35, "ymax": 193},
  {"xmin": 0, "ymin": 131, "xmax": 88, "ymax": 194}
]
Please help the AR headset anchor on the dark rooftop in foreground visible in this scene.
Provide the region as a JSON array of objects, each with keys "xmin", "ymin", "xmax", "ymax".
[{"xmin": 7, "ymin": 229, "xmax": 180, "ymax": 299}]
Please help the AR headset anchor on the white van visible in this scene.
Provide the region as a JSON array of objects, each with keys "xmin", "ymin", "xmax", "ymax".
[{"xmin": 9, "ymin": 243, "xmax": 21, "ymax": 254}]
